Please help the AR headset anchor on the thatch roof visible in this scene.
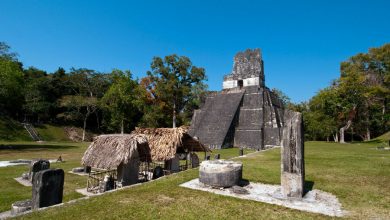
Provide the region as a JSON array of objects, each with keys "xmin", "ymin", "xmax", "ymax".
[
  {"xmin": 82, "ymin": 134, "xmax": 150, "ymax": 169},
  {"xmin": 132, "ymin": 126, "xmax": 210, "ymax": 161}
]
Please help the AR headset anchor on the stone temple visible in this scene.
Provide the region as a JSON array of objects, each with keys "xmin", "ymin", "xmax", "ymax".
[{"xmin": 189, "ymin": 49, "xmax": 284, "ymax": 150}]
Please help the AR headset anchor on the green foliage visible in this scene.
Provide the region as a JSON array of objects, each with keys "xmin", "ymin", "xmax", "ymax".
[
  {"xmin": 100, "ymin": 70, "xmax": 142, "ymax": 133},
  {"xmin": 144, "ymin": 54, "xmax": 207, "ymax": 127},
  {"xmin": 0, "ymin": 42, "xmax": 24, "ymax": 116},
  {"xmin": 23, "ymin": 67, "xmax": 54, "ymax": 122},
  {"xmin": 0, "ymin": 116, "xmax": 30, "ymax": 141},
  {"xmin": 300, "ymin": 43, "xmax": 390, "ymax": 141},
  {"xmin": 271, "ymin": 88, "xmax": 291, "ymax": 108}
]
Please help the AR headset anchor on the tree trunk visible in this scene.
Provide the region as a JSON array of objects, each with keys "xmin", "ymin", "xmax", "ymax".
[
  {"xmin": 95, "ymin": 111, "xmax": 100, "ymax": 130},
  {"xmin": 121, "ymin": 119, "xmax": 124, "ymax": 135},
  {"xmin": 339, "ymin": 120, "xmax": 352, "ymax": 144},
  {"xmin": 82, "ymin": 117, "xmax": 87, "ymax": 142},
  {"xmin": 366, "ymin": 127, "xmax": 371, "ymax": 141},
  {"xmin": 326, "ymin": 136, "xmax": 329, "ymax": 142},
  {"xmin": 382, "ymin": 101, "xmax": 386, "ymax": 122},
  {"xmin": 173, "ymin": 100, "xmax": 176, "ymax": 128}
]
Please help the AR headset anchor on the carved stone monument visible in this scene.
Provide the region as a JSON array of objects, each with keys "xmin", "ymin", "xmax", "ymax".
[
  {"xmin": 281, "ymin": 110, "xmax": 305, "ymax": 198},
  {"xmin": 32, "ymin": 169, "xmax": 64, "ymax": 209},
  {"xmin": 190, "ymin": 153, "xmax": 200, "ymax": 168},
  {"xmin": 29, "ymin": 159, "xmax": 50, "ymax": 182}
]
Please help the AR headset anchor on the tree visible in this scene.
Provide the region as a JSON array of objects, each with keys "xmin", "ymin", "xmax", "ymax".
[
  {"xmin": 182, "ymin": 82, "xmax": 208, "ymax": 124},
  {"xmin": 271, "ymin": 88, "xmax": 292, "ymax": 108},
  {"xmin": 339, "ymin": 44, "xmax": 390, "ymax": 141},
  {"xmin": 23, "ymin": 67, "xmax": 52, "ymax": 123},
  {"xmin": 307, "ymin": 88, "xmax": 340, "ymax": 141},
  {"xmin": 59, "ymin": 68, "xmax": 110, "ymax": 141},
  {"xmin": 0, "ymin": 42, "xmax": 24, "ymax": 116},
  {"xmin": 100, "ymin": 70, "xmax": 141, "ymax": 134},
  {"xmin": 147, "ymin": 55, "xmax": 206, "ymax": 128},
  {"xmin": 304, "ymin": 43, "xmax": 390, "ymax": 142},
  {"xmin": 59, "ymin": 95, "xmax": 98, "ymax": 141}
]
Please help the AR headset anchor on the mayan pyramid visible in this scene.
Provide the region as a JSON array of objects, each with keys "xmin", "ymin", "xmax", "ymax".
[{"xmin": 189, "ymin": 49, "xmax": 284, "ymax": 150}]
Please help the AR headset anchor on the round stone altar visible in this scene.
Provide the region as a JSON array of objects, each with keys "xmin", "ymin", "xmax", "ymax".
[{"xmin": 199, "ymin": 160, "xmax": 242, "ymax": 187}]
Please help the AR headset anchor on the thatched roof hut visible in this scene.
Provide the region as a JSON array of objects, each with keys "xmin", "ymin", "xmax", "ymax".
[
  {"xmin": 132, "ymin": 126, "xmax": 210, "ymax": 161},
  {"xmin": 82, "ymin": 134, "xmax": 150, "ymax": 170}
]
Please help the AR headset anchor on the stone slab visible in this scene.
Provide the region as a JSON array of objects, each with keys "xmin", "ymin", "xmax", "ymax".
[
  {"xmin": 180, "ymin": 179, "xmax": 346, "ymax": 217},
  {"xmin": 14, "ymin": 177, "xmax": 32, "ymax": 186},
  {"xmin": 281, "ymin": 110, "xmax": 304, "ymax": 198}
]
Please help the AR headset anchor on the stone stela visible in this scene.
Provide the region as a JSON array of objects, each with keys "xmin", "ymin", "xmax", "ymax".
[
  {"xmin": 189, "ymin": 49, "xmax": 284, "ymax": 150},
  {"xmin": 29, "ymin": 159, "xmax": 50, "ymax": 182},
  {"xmin": 281, "ymin": 110, "xmax": 305, "ymax": 198},
  {"xmin": 32, "ymin": 169, "xmax": 65, "ymax": 209}
]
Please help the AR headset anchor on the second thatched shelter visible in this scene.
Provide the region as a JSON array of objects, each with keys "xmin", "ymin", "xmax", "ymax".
[{"xmin": 131, "ymin": 126, "xmax": 210, "ymax": 162}]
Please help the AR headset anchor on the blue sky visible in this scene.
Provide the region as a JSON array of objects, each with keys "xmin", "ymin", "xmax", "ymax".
[{"xmin": 1, "ymin": 0, "xmax": 389, "ymax": 103}]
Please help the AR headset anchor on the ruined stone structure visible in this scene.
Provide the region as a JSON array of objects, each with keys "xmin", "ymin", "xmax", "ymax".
[
  {"xmin": 281, "ymin": 110, "xmax": 305, "ymax": 198},
  {"xmin": 189, "ymin": 49, "xmax": 284, "ymax": 149}
]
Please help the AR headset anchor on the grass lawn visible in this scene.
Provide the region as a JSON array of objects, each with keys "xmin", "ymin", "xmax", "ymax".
[
  {"xmin": 0, "ymin": 141, "xmax": 389, "ymax": 219},
  {"xmin": 0, "ymin": 141, "xmax": 90, "ymax": 213}
]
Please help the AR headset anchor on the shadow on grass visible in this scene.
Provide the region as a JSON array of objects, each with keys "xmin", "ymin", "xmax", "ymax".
[
  {"xmin": 363, "ymin": 139, "xmax": 389, "ymax": 145},
  {"xmin": 239, "ymin": 179, "xmax": 250, "ymax": 187},
  {"xmin": 304, "ymin": 181, "xmax": 315, "ymax": 196},
  {"xmin": 0, "ymin": 144, "xmax": 77, "ymax": 151},
  {"xmin": 34, "ymin": 124, "xmax": 47, "ymax": 129}
]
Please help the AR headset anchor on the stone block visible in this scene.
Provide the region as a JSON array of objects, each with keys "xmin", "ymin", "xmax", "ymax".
[
  {"xmin": 11, "ymin": 200, "xmax": 32, "ymax": 215},
  {"xmin": 237, "ymin": 109, "xmax": 264, "ymax": 130},
  {"xmin": 117, "ymin": 159, "xmax": 139, "ymax": 186},
  {"xmin": 242, "ymin": 92, "xmax": 263, "ymax": 108},
  {"xmin": 32, "ymin": 169, "xmax": 64, "ymax": 209},
  {"xmin": 263, "ymin": 127, "xmax": 281, "ymax": 147},
  {"xmin": 190, "ymin": 153, "xmax": 200, "ymax": 168},
  {"xmin": 234, "ymin": 129, "xmax": 263, "ymax": 150}
]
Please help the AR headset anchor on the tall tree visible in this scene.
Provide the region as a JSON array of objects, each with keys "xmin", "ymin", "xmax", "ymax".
[
  {"xmin": 271, "ymin": 88, "xmax": 292, "ymax": 108},
  {"xmin": 339, "ymin": 44, "xmax": 390, "ymax": 141},
  {"xmin": 147, "ymin": 55, "xmax": 206, "ymax": 128},
  {"xmin": 0, "ymin": 42, "xmax": 24, "ymax": 116},
  {"xmin": 59, "ymin": 68, "xmax": 110, "ymax": 141},
  {"xmin": 23, "ymin": 67, "xmax": 52, "ymax": 123},
  {"xmin": 100, "ymin": 70, "xmax": 141, "ymax": 134}
]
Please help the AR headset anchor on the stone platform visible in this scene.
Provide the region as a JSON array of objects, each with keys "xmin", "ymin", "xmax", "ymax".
[
  {"xmin": 180, "ymin": 179, "xmax": 346, "ymax": 217},
  {"xmin": 14, "ymin": 177, "xmax": 32, "ymax": 186}
]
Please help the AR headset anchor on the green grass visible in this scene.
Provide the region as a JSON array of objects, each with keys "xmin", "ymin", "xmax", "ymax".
[
  {"xmin": 0, "ymin": 141, "xmax": 90, "ymax": 213},
  {"xmin": 1, "ymin": 141, "xmax": 389, "ymax": 219},
  {"xmin": 196, "ymin": 147, "xmax": 256, "ymax": 161},
  {"xmin": 373, "ymin": 131, "xmax": 390, "ymax": 143},
  {"xmin": 34, "ymin": 124, "xmax": 70, "ymax": 142},
  {"xmin": 0, "ymin": 116, "xmax": 31, "ymax": 141},
  {"xmin": 0, "ymin": 116, "xmax": 74, "ymax": 142}
]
